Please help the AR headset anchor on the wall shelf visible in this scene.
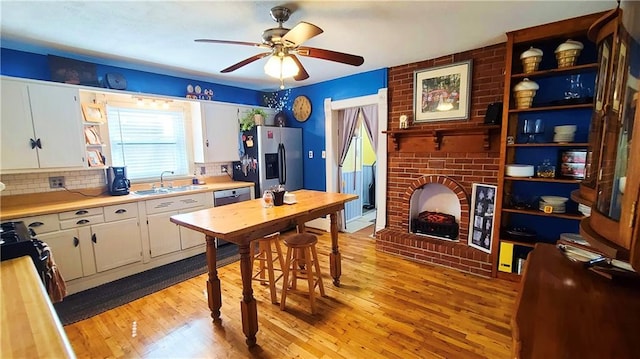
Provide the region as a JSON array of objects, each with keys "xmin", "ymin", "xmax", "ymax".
[
  {"xmin": 503, "ymin": 177, "xmax": 582, "ymax": 184},
  {"xmin": 383, "ymin": 125, "xmax": 501, "ymax": 151},
  {"xmin": 508, "ymin": 103, "xmax": 593, "ymax": 113},
  {"xmin": 502, "ymin": 207, "xmax": 584, "ymax": 220},
  {"xmin": 511, "ymin": 63, "xmax": 598, "ymax": 80},
  {"xmin": 507, "ymin": 142, "xmax": 589, "ymax": 148}
]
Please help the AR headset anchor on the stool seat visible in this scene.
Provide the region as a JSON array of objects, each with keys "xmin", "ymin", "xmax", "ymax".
[
  {"xmin": 280, "ymin": 233, "xmax": 325, "ymax": 314},
  {"xmin": 283, "ymin": 233, "xmax": 317, "ymax": 247}
]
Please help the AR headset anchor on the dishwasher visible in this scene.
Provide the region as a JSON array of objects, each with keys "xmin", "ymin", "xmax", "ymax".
[{"xmin": 213, "ymin": 187, "xmax": 252, "ymax": 246}]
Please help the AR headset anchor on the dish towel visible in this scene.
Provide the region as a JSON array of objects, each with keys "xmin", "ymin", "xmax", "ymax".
[{"xmin": 41, "ymin": 242, "xmax": 67, "ymax": 303}]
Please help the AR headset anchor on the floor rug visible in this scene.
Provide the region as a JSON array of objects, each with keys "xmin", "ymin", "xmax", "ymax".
[{"xmin": 54, "ymin": 244, "xmax": 239, "ymax": 325}]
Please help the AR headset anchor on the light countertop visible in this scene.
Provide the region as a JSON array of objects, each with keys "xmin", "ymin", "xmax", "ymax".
[{"xmin": 0, "ymin": 179, "xmax": 254, "ymax": 220}]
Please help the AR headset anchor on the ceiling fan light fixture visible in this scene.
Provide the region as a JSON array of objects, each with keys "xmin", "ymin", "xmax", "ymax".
[{"xmin": 264, "ymin": 55, "xmax": 299, "ymax": 79}]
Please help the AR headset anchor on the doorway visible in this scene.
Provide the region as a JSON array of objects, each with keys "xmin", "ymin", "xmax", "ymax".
[
  {"xmin": 321, "ymin": 88, "xmax": 388, "ymax": 234},
  {"xmin": 343, "ymin": 115, "xmax": 377, "ymax": 233}
]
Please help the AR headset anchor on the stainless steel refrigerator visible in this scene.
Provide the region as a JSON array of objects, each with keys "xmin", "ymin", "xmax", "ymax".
[{"xmin": 232, "ymin": 126, "xmax": 303, "ymax": 199}]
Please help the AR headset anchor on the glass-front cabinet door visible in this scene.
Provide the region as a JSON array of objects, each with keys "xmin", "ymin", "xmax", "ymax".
[{"xmin": 584, "ymin": 4, "xmax": 640, "ymax": 264}]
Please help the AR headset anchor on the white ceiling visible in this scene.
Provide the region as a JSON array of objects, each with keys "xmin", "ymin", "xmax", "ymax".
[{"xmin": 0, "ymin": 1, "xmax": 614, "ymax": 91}]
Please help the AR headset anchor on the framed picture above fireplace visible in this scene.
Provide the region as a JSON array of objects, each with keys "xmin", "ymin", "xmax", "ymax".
[
  {"xmin": 413, "ymin": 60, "xmax": 472, "ymax": 122},
  {"xmin": 468, "ymin": 183, "xmax": 496, "ymax": 254}
]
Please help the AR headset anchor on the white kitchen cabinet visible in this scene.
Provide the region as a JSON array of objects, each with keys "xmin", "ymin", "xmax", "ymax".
[
  {"xmin": 37, "ymin": 229, "xmax": 84, "ymax": 281},
  {"xmin": 192, "ymin": 102, "xmax": 274, "ymax": 163},
  {"xmin": 178, "ymin": 206, "xmax": 206, "ymax": 249},
  {"xmin": 145, "ymin": 193, "xmax": 210, "ymax": 257},
  {"xmin": 0, "ymin": 78, "xmax": 85, "ymax": 171},
  {"xmin": 147, "ymin": 211, "xmax": 181, "ymax": 257},
  {"xmin": 91, "ymin": 218, "xmax": 142, "ymax": 272}
]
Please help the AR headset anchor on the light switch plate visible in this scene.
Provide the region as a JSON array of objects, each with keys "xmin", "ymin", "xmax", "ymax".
[{"xmin": 321, "ymin": 150, "xmax": 326, "ymax": 159}]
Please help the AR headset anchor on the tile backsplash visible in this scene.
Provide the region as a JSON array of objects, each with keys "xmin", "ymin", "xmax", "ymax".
[
  {"xmin": 0, "ymin": 162, "xmax": 233, "ymax": 197},
  {"xmin": 0, "ymin": 169, "xmax": 106, "ymax": 196}
]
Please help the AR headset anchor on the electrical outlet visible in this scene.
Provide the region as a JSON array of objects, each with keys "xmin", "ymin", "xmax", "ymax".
[
  {"xmin": 321, "ymin": 150, "xmax": 326, "ymax": 159},
  {"xmin": 200, "ymin": 166, "xmax": 206, "ymax": 175},
  {"xmin": 49, "ymin": 176, "xmax": 65, "ymax": 188},
  {"xmin": 220, "ymin": 165, "xmax": 228, "ymax": 173},
  {"xmin": 308, "ymin": 150, "xmax": 314, "ymax": 159}
]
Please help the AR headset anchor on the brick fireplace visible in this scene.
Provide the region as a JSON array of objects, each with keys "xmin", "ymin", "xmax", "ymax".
[{"xmin": 376, "ymin": 44, "xmax": 505, "ymax": 277}]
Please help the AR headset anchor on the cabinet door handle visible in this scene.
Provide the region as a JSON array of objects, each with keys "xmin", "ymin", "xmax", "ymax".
[
  {"xmin": 28, "ymin": 221, "xmax": 44, "ymax": 227},
  {"xmin": 30, "ymin": 138, "xmax": 37, "ymax": 149},
  {"xmin": 91, "ymin": 233, "xmax": 97, "ymax": 243},
  {"xmin": 75, "ymin": 210, "xmax": 89, "ymax": 215},
  {"xmin": 115, "ymin": 209, "xmax": 127, "ymax": 214},
  {"xmin": 206, "ymin": 139, "xmax": 209, "ymax": 148},
  {"xmin": 36, "ymin": 138, "xmax": 42, "ymax": 149},
  {"xmin": 77, "ymin": 219, "xmax": 90, "ymax": 225},
  {"xmin": 73, "ymin": 237, "xmax": 80, "ymax": 247}
]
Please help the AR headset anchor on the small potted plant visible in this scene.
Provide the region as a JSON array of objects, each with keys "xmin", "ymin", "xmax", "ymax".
[{"xmin": 240, "ymin": 108, "xmax": 268, "ymax": 131}]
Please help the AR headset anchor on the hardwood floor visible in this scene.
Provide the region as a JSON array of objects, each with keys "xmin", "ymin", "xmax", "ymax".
[{"xmin": 64, "ymin": 226, "xmax": 519, "ymax": 358}]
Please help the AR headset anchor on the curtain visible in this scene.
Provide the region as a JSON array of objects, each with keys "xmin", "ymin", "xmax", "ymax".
[
  {"xmin": 337, "ymin": 107, "xmax": 360, "ymax": 230},
  {"xmin": 360, "ymin": 104, "xmax": 378, "ymax": 152}
]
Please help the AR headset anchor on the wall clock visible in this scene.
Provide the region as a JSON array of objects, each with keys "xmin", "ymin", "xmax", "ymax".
[{"xmin": 293, "ymin": 95, "xmax": 312, "ymax": 122}]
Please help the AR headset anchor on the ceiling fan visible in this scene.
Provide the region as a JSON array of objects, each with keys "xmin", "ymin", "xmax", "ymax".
[{"xmin": 195, "ymin": 6, "xmax": 364, "ymax": 86}]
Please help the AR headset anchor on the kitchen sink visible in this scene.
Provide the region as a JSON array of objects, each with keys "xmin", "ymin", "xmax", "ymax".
[{"xmin": 133, "ymin": 185, "xmax": 201, "ymax": 196}]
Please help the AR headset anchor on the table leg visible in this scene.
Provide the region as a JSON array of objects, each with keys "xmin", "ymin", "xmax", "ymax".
[
  {"xmin": 205, "ymin": 236, "xmax": 221, "ymax": 320},
  {"xmin": 238, "ymin": 243, "xmax": 258, "ymax": 346},
  {"xmin": 329, "ymin": 212, "xmax": 342, "ymax": 286}
]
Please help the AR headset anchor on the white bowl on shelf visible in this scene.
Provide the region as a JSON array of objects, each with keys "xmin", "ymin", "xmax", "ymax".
[
  {"xmin": 578, "ymin": 203, "xmax": 591, "ymax": 216},
  {"xmin": 506, "ymin": 164, "xmax": 534, "ymax": 177},
  {"xmin": 554, "ymin": 125, "xmax": 577, "ymax": 134},
  {"xmin": 540, "ymin": 196, "xmax": 569, "ymax": 205}
]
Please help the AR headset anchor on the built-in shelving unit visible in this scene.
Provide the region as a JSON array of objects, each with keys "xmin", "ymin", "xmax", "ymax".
[{"xmin": 492, "ymin": 12, "xmax": 605, "ymax": 280}]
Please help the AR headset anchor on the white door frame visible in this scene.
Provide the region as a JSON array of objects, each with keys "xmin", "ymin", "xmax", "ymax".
[{"xmin": 310, "ymin": 88, "xmax": 387, "ymax": 233}]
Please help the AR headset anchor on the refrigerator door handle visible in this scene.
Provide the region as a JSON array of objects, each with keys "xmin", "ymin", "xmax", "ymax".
[{"xmin": 278, "ymin": 143, "xmax": 287, "ymax": 185}]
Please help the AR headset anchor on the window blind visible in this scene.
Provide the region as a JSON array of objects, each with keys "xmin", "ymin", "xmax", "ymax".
[{"xmin": 107, "ymin": 106, "xmax": 188, "ymax": 180}]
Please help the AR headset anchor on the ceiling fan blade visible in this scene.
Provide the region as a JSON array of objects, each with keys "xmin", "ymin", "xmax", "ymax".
[
  {"xmin": 195, "ymin": 39, "xmax": 269, "ymax": 48},
  {"xmin": 289, "ymin": 55, "xmax": 309, "ymax": 81},
  {"xmin": 296, "ymin": 46, "xmax": 364, "ymax": 66},
  {"xmin": 281, "ymin": 22, "xmax": 323, "ymax": 47},
  {"xmin": 220, "ymin": 52, "xmax": 271, "ymax": 73}
]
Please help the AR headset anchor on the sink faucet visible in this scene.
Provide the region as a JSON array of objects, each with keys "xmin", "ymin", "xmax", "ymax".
[{"xmin": 160, "ymin": 171, "xmax": 174, "ymax": 188}]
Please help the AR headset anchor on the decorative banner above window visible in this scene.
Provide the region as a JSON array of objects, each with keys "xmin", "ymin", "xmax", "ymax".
[{"xmin": 413, "ymin": 60, "xmax": 472, "ymax": 123}]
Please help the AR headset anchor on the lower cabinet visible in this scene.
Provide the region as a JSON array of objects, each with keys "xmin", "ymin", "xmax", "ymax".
[
  {"xmin": 91, "ymin": 218, "xmax": 142, "ymax": 272},
  {"xmin": 3, "ymin": 189, "xmax": 215, "ymax": 293},
  {"xmin": 145, "ymin": 193, "xmax": 211, "ymax": 257},
  {"xmin": 179, "ymin": 206, "xmax": 206, "ymax": 250},
  {"xmin": 147, "ymin": 211, "xmax": 181, "ymax": 257},
  {"xmin": 38, "ymin": 229, "xmax": 84, "ymax": 281}
]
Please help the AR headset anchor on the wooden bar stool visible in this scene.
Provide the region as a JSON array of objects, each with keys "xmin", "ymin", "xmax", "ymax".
[
  {"xmin": 280, "ymin": 233, "xmax": 325, "ymax": 314},
  {"xmin": 250, "ymin": 232, "xmax": 285, "ymax": 304}
]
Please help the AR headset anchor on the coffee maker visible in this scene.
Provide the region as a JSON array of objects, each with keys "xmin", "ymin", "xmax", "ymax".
[{"xmin": 107, "ymin": 166, "xmax": 130, "ymax": 196}]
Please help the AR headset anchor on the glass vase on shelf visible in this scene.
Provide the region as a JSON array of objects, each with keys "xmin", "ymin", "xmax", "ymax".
[{"xmin": 522, "ymin": 119, "xmax": 544, "ymax": 143}]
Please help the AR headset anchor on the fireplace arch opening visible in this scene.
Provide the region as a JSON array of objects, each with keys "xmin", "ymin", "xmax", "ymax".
[{"xmin": 405, "ymin": 175, "xmax": 470, "ymax": 242}]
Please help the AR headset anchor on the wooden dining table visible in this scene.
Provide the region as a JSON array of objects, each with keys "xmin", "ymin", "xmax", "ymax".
[{"xmin": 170, "ymin": 189, "xmax": 357, "ymax": 346}]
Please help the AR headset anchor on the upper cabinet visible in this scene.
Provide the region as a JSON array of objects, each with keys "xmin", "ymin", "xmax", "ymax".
[
  {"xmin": 192, "ymin": 102, "xmax": 274, "ymax": 163},
  {"xmin": 579, "ymin": 6, "xmax": 640, "ymax": 270},
  {"xmin": 1, "ymin": 78, "xmax": 85, "ymax": 171},
  {"xmin": 493, "ymin": 12, "xmax": 604, "ymax": 280}
]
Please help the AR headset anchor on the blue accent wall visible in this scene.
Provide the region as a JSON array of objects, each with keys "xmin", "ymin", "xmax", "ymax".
[
  {"xmin": 279, "ymin": 69, "xmax": 388, "ymax": 190},
  {"xmin": 1, "ymin": 48, "xmax": 264, "ymax": 105},
  {"xmin": 1, "ymin": 46, "xmax": 387, "ymax": 190}
]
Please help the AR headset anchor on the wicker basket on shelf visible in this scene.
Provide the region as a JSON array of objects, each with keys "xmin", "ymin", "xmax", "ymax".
[
  {"xmin": 520, "ymin": 47, "xmax": 543, "ymax": 74},
  {"xmin": 513, "ymin": 78, "xmax": 539, "ymax": 109},
  {"xmin": 555, "ymin": 40, "xmax": 583, "ymax": 68}
]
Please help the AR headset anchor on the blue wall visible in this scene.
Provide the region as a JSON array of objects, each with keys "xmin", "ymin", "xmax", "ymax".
[
  {"xmin": 280, "ymin": 69, "xmax": 388, "ymax": 190},
  {"xmin": 1, "ymin": 46, "xmax": 387, "ymax": 190}
]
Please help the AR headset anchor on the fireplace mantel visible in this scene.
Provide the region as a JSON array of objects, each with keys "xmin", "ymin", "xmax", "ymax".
[{"xmin": 383, "ymin": 125, "xmax": 501, "ymax": 152}]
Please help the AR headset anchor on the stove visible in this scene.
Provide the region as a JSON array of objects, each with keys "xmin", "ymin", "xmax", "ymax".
[{"xmin": 1, "ymin": 221, "xmax": 49, "ymax": 280}]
